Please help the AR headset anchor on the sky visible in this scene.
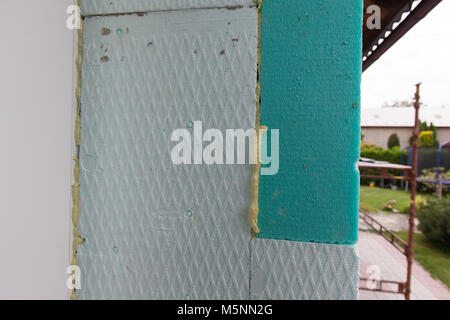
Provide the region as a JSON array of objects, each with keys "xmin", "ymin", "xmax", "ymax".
[{"xmin": 362, "ymin": 0, "xmax": 450, "ymax": 112}]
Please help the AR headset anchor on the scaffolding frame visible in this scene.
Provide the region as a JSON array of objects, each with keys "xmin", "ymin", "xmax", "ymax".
[{"xmin": 358, "ymin": 84, "xmax": 421, "ymax": 300}]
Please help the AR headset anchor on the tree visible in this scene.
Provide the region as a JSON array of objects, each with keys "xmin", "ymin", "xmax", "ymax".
[
  {"xmin": 387, "ymin": 133, "xmax": 400, "ymax": 149},
  {"xmin": 409, "ymin": 120, "xmax": 439, "ymax": 147}
]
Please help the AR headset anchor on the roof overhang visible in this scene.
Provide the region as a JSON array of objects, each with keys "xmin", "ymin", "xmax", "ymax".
[{"xmin": 363, "ymin": 0, "xmax": 443, "ymax": 72}]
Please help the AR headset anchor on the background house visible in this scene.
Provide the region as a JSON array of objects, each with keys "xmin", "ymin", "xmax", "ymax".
[{"xmin": 361, "ymin": 108, "xmax": 450, "ymax": 149}]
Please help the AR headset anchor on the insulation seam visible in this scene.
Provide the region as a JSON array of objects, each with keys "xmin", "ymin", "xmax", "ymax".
[
  {"xmin": 70, "ymin": 0, "xmax": 85, "ymax": 300},
  {"xmin": 248, "ymin": 0, "xmax": 262, "ymax": 235}
]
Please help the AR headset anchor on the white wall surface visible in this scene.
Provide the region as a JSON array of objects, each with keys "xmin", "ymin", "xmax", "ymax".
[
  {"xmin": 0, "ymin": 0, "xmax": 75, "ymax": 299},
  {"xmin": 361, "ymin": 127, "xmax": 413, "ymax": 149}
]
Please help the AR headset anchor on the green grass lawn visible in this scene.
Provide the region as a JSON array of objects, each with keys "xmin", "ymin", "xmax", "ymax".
[
  {"xmin": 360, "ymin": 186, "xmax": 432, "ymax": 214},
  {"xmin": 395, "ymin": 231, "xmax": 450, "ymax": 289}
]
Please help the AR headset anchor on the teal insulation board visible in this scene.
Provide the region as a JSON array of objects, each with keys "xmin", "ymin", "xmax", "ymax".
[
  {"xmin": 77, "ymin": 0, "xmax": 360, "ymax": 299},
  {"xmin": 257, "ymin": 0, "xmax": 362, "ymax": 244}
]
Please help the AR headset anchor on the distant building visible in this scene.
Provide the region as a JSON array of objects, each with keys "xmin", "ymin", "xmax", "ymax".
[{"xmin": 361, "ymin": 108, "xmax": 450, "ymax": 149}]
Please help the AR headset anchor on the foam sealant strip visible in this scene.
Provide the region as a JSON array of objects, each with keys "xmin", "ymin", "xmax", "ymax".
[
  {"xmin": 248, "ymin": 0, "xmax": 263, "ymax": 235},
  {"xmin": 70, "ymin": 0, "xmax": 85, "ymax": 300}
]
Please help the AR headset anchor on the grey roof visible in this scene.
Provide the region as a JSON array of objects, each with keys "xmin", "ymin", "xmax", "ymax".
[{"xmin": 361, "ymin": 108, "xmax": 450, "ymax": 127}]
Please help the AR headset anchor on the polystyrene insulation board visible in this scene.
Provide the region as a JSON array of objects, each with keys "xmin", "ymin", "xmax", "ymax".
[
  {"xmin": 81, "ymin": 0, "xmax": 255, "ymax": 16},
  {"xmin": 76, "ymin": 3, "xmax": 360, "ymax": 300},
  {"xmin": 77, "ymin": 8, "xmax": 257, "ymax": 299},
  {"xmin": 250, "ymin": 239, "xmax": 359, "ymax": 300},
  {"xmin": 257, "ymin": 0, "xmax": 362, "ymax": 244}
]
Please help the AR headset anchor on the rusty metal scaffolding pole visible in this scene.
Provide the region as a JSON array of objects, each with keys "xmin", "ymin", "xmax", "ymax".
[{"xmin": 405, "ymin": 83, "xmax": 421, "ymax": 300}]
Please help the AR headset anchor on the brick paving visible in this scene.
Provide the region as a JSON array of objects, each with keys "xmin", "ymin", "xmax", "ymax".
[{"xmin": 358, "ymin": 231, "xmax": 450, "ymax": 300}]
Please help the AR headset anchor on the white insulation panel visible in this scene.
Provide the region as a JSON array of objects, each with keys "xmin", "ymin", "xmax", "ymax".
[
  {"xmin": 251, "ymin": 239, "xmax": 359, "ymax": 300},
  {"xmin": 77, "ymin": 7, "xmax": 257, "ymax": 300}
]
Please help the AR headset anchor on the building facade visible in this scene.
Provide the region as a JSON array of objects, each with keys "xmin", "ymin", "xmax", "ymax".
[{"xmin": 361, "ymin": 108, "xmax": 450, "ymax": 149}]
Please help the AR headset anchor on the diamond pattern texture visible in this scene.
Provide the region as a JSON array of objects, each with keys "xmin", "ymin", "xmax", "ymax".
[
  {"xmin": 250, "ymin": 239, "xmax": 359, "ymax": 300},
  {"xmin": 77, "ymin": 8, "xmax": 257, "ymax": 299},
  {"xmin": 81, "ymin": 0, "xmax": 254, "ymax": 16}
]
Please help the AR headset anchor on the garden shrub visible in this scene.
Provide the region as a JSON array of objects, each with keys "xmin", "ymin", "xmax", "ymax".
[
  {"xmin": 388, "ymin": 133, "xmax": 400, "ymax": 149},
  {"xmin": 360, "ymin": 146, "xmax": 407, "ymax": 164},
  {"xmin": 417, "ymin": 198, "xmax": 450, "ymax": 248},
  {"xmin": 419, "ymin": 131, "xmax": 435, "ymax": 147}
]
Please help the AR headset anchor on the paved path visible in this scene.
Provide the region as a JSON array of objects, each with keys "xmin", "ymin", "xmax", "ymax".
[
  {"xmin": 358, "ymin": 231, "xmax": 450, "ymax": 300},
  {"xmin": 359, "ymin": 212, "xmax": 419, "ymax": 232}
]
